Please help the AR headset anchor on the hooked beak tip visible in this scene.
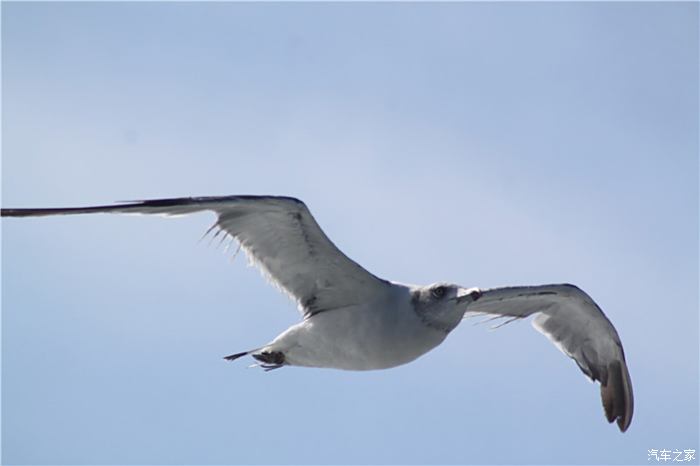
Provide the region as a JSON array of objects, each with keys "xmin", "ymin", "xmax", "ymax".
[{"xmin": 457, "ymin": 287, "xmax": 482, "ymax": 304}]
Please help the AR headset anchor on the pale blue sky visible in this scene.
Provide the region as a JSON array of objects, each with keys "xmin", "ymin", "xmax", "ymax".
[{"xmin": 2, "ymin": 2, "xmax": 698, "ymax": 464}]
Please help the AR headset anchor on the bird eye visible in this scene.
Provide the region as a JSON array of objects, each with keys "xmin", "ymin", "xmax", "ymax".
[{"xmin": 431, "ymin": 286, "xmax": 446, "ymax": 299}]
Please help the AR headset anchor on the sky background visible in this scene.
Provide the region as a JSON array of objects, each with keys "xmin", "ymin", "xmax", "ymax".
[{"xmin": 1, "ymin": 2, "xmax": 698, "ymax": 465}]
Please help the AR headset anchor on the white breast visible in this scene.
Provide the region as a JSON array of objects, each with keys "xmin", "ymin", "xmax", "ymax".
[{"xmin": 268, "ymin": 293, "xmax": 447, "ymax": 371}]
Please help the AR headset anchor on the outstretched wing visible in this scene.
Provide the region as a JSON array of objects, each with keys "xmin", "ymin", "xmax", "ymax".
[
  {"xmin": 465, "ymin": 284, "xmax": 633, "ymax": 432},
  {"xmin": 1, "ymin": 195, "xmax": 391, "ymax": 318}
]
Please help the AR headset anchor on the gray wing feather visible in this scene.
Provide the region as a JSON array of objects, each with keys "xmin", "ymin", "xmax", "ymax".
[
  {"xmin": 1, "ymin": 195, "xmax": 391, "ymax": 317},
  {"xmin": 466, "ymin": 283, "xmax": 634, "ymax": 432}
]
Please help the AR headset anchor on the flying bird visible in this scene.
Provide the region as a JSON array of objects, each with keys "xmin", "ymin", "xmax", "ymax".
[{"xmin": 1, "ymin": 195, "xmax": 633, "ymax": 431}]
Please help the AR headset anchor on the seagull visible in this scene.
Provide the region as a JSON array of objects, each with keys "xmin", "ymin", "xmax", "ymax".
[{"xmin": 1, "ymin": 195, "xmax": 633, "ymax": 432}]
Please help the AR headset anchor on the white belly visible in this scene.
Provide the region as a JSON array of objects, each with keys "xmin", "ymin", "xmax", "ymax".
[{"xmin": 265, "ymin": 304, "xmax": 448, "ymax": 370}]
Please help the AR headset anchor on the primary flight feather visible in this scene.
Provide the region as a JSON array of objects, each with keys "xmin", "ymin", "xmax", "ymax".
[{"xmin": 1, "ymin": 195, "xmax": 633, "ymax": 432}]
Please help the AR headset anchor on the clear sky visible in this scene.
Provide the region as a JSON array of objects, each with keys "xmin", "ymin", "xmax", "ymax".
[{"xmin": 2, "ymin": 2, "xmax": 698, "ymax": 465}]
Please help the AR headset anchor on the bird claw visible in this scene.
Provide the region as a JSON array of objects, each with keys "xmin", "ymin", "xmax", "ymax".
[{"xmin": 261, "ymin": 363, "xmax": 284, "ymax": 372}]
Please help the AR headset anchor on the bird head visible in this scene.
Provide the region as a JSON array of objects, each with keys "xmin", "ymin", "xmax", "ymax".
[{"xmin": 412, "ymin": 283, "xmax": 482, "ymax": 333}]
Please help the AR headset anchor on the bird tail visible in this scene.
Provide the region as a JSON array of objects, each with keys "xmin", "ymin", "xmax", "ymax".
[{"xmin": 223, "ymin": 350, "xmax": 253, "ymax": 362}]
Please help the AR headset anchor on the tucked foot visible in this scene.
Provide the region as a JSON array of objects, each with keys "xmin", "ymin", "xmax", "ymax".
[
  {"xmin": 260, "ymin": 363, "xmax": 285, "ymax": 371},
  {"xmin": 224, "ymin": 350, "xmax": 286, "ymax": 371},
  {"xmin": 252, "ymin": 350, "xmax": 286, "ymax": 366}
]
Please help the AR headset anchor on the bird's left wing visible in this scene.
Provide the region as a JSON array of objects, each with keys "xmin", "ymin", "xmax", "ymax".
[
  {"xmin": 1, "ymin": 195, "xmax": 392, "ymax": 318},
  {"xmin": 465, "ymin": 284, "xmax": 633, "ymax": 432}
]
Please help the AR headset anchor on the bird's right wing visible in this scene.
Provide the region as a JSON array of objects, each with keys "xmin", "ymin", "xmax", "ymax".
[
  {"xmin": 465, "ymin": 284, "xmax": 633, "ymax": 432},
  {"xmin": 1, "ymin": 195, "xmax": 393, "ymax": 318}
]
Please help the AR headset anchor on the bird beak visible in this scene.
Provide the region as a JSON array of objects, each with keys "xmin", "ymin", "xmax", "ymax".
[{"xmin": 456, "ymin": 287, "xmax": 482, "ymax": 306}]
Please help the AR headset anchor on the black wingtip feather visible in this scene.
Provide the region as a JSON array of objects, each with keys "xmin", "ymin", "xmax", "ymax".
[
  {"xmin": 1, "ymin": 195, "xmax": 306, "ymax": 219},
  {"xmin": 1, "ymin": 206, "xmax": 119, "ymax": 217},
  {"xmin": 600, "ymin": 360, "xmax": 634, "ymax": 432}
]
